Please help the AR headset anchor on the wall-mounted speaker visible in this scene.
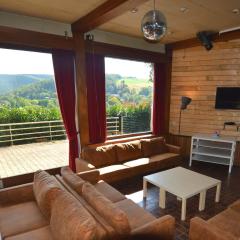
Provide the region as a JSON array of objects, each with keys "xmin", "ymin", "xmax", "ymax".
[{"xmin": 196, "ymin": 31, "xmax": 214, "ymax": 51}]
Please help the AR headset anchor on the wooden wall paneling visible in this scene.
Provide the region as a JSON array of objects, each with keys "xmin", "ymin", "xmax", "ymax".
[
  {"xmin": 73, "ymin": 33, "xmax": 90, "ymax": 146},
  {"xmin": 0, "ymin": 26, "xmax": 74, "ymax": 51},
  {"xmin": 169, "ymin": 39, "xmax": 240, "ymax": 166}
]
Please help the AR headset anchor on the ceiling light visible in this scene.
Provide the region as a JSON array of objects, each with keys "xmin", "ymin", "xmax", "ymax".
[
  {"xmin": 141, "ymin": 0, "xmax": 167, "ymax": 41},
  {"xmin": 131, "ymin": 8, "xmax": 138, "ymax": 13},
  {"xmin": 232, "ymin": 8, "xmax": 240, "ymax": 14},
  {"xmin": 180, "ymin": 7, "xmax": 189, "ymax": 13}
]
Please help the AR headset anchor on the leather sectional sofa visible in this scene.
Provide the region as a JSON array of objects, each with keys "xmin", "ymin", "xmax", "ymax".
[
  {"xmin": 75, "ymin": 137, "xmax": 182, "ymax": 182},
  {"xmin": 0, "ymin": 168, "xmax": 175, "ymax": 240},
  {"xmin": 189, "ymin": 200, "xmax": 240, "ymax": 240}
]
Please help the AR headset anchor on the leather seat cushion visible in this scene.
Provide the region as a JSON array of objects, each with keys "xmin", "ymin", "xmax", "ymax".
[
  {"xmin": 141, "ymin": 137, "xmax": 167, "ymax": 157},
  {"xmin": 82, "ymin": 144, "xmax": 117, "ymax": 168},
  {"xmin": 115, "ymin": 199, "xmax": 155, "ymax": 230},
  {"xmin": 94, "ymin": 181, "xmax": 126, "ymax": 203},
  {"xmin": 98, "ymin": 164, "xmax": 131, "ymax": 182},
  {"xmin": 0, "ymin": 201, "xmax": 48, "ymax": 238},
  {"xmin": 5, "ymin": 226, "xmax": 53, "ymax": 240},
  {"xmin": 208, "ymin": 208, "xmax": 240, "ymax": 239}
]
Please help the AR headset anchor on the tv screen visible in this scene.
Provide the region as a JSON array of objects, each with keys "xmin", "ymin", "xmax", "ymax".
[{"xmin": 215, "ymin": 87, "xmax": 240, "ymax": 110}]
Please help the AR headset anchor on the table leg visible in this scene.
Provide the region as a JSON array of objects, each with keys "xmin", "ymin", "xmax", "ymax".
[
  {"xmin": 159, "ymin": 188, "xmax": 166, "ymax": 209},
  {"xmin": 199, "ymin": 191, "xmax": 206, "ymax": 211},
  {"xmin": 143, "ymin": 179, "xmax": 147, "ymax": 198},
  {"xmin": 215, "ymin": 182, "xmax": 221, "ymax": 202},
  {"xmin": 181, "ymin": 198, "xmax": 187, "ymax": 221}
]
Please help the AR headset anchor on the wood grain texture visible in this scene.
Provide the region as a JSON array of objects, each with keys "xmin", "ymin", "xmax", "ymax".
[
  {"xmin": 72, "ymin": 0, "xmax": 149, "ymax": 33},
  {"xmin": 169, "ymin": 40, "xmax": 240, "ymax": 165},
  {"xmin": 0, "ymin": 25, "xmax": 74, "ymax": 51}
]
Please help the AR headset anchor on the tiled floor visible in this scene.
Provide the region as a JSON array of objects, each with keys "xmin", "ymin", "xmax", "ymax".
[
  {"xmin": 112, "ymin": 162, "xmax": 240, "ymax": 240},
  {"xmin": 0, "ymin": 140, "xmax": 68, "ymax": 178}
]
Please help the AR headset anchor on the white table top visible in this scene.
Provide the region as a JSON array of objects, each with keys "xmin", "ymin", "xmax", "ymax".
[{"xmin": 144, "ymin": 167, "xmax": 221, "ymax": 199}]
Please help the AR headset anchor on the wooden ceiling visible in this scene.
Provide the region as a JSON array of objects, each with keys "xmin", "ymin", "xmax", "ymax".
[
  {"xmin": 0, "ymin": 0, "xmax": 239, "ymax": 43},
  {"xmin": 99, "ymin": 0, "xmax": 240, "ymax": 43}
]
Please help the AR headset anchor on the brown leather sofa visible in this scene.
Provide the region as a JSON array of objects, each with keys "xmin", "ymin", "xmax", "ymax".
[
  {"xmin": 189, "ymin": 200, "xmax": 240, "ymax": 240},
  {"xmin": 0, "ymin": 170, "xmax": 109, "ymax": 240},
  {"xmin": 56, "ymin": 166, "xmax": 176, "ymax": 240},
  {"xmin": 75, "ymin": 137, "xmax": 181, "ymax": 183}
]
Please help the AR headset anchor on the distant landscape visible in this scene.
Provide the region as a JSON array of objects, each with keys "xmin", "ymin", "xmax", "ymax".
[{"xmin": 0, "ymin": 73, "xmax": 152, "ymax": 125}]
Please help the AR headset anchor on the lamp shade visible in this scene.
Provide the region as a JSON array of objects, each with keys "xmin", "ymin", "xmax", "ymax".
[{"xmin": 181, "ymin": 96, "xmax": 192, "ymax": 110}]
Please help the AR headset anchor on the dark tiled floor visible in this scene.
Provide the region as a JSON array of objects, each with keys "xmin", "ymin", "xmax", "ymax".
[{"xmin": 112, "ymin": 162, "xmax": 240, "ymax": 240}]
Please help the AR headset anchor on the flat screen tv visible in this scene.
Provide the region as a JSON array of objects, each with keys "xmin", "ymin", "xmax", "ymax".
[{"xmin": 215, "ymin": 87, "xmax": 240, "ymax": 110}]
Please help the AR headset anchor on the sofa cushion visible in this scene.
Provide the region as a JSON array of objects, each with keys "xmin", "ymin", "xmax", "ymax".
[
  {"xmin": 208, "ymin": 208, "xmax": 240, "ymax": 239},
  {"xmin": 5, "ymin": 226, "xmax": 53, "ymax": 240},
  {"xmin": 33, "ymin": 170, "xmax": 62, "ymax": 219},
  {"xmin": 141, "ymin": 137, "xmax": 167, "ymax": 157},
  {"xmin": 150, "ymin": 153, "xmax": 181, "ymax": 169},
  {"xmin": 82, "ymin": 144, "xmax": 117, "ymax": 168},
  {"xmin": 0, "ymin": 201, "xmax": 48, "ymax": 238},
  {"xmin": 61, "ymin": 167, "xmax": 85, "ymax": 193},
  {"xmin": 115, "ymin": 199, "xmax": 156, "ymax": 230},
  {"xmin": 50, "ymin": 190, "xmax": 97, "ymax": 240},
  {"xmin": 98, "ymin": 164, "xmax": 131, "ymax": 182},
  {"xmin": 82, "ymin": 182, "xmax": 131, "ymax": 235},
  {"xmin": 115, "ymin": 140, "xmax": 142, "ymax": 163},
  {"xmin": 94, "ymin": 181, "xmax": 126, "ymax": 203},
  {"xmin": 229, "ymin": 199, "xmax": 240, "ymax": 213}
]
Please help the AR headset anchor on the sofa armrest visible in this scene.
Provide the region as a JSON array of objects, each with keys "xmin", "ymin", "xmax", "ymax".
[
  {"xmin": 165, "ymin": 144, "xmax": 181, "ymax": 154},
  {"xmin": 189, "ymin": 217, "xmax": 236, "ymax": 240},
  {"xmin": 75, "ymin": 158, "xmax": 96, "ymax": 172},
  {"xmin": 77, "ymin": 169, "xmax": 100, "ymax": 184},
  {"xmin": 0, "ymin": 183, "xmax": 34, "ymax": 206},
  {"xmin": 131, "ymin": 215, "xmax": 175, "ymax": 240}
]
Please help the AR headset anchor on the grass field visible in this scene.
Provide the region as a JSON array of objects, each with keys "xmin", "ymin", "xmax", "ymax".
[{"xmin": 117, "ymin": 78, "xmax": 152, "ymax": 90}]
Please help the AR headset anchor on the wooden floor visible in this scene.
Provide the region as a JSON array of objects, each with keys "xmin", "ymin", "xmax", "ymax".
[
  {"xmin": 112, "ymin": 161, "xmax": 240, "ymax": 240},
  {"xmin": 0, "ymin": 140, "xmax": 68, "ymax": 178}
]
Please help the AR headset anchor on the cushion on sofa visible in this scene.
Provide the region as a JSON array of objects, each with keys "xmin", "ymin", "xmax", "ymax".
[
  {"xmin": 5, "ymin": 226, "xmax": 53, "ymax": 240},
  {"xmin": 0, "ymin": 201, "xmax": 48, "ymax": 238},
  {"xmin": 82, "ymin": 182, "xmax": 131, "ymax": 235},
  {"xmin": 98, "ymin": 164, "xmax": 131, "ymax": 183},
  {"xmin": 50, "ymin": 190, "xmax": 97, "ymax": 240},
  {"xmin": 82, "ymin": 144, "xmax": 117, "ymax": 168},
  {"xmin": 33, "ymin": 170, "xmax": 62, "ymax": 219},
  {"xmin": 115, "ymin": 140, "xmax": 142, "ymax": 163},
  {"xmin": 94, "ymin": 181, "xmax": 126, "ymax": 203},
  {"xmin": 141, "ymin": 137, "xmax": 167, "ymax": 157},
  {"xmin": 229, "ymin": 199, "xmax": 240, "ymax": 213},
  {"xmin": 208, "ymin": 208, "xmax": 240, "ymax": 239},
  {"xmin": 115, "ymin": 199, "xmax": 156, "ymax": 230},
  {"xmin": 61, "ymin": 167, "xmax": 85, "ymax": 193}
]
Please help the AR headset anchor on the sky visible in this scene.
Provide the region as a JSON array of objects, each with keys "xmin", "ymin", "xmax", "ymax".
[{"xmin": 0, "ymin": 49, "xmax": 151, "ymax": 79}]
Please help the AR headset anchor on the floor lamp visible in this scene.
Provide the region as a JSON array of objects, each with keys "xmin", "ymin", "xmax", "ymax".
[{"xmin": 178, "ymin": 96, "xmax": 192, "ymax": 134}]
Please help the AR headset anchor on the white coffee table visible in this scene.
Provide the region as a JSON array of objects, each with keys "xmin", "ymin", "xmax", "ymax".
[{"xmin": 143, "ymin": 167, "xmax": 221, "ymax": 221}]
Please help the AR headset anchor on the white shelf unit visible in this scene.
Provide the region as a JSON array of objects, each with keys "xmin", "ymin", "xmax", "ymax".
[{"xmin": 189, "ymin": 134, "xmax": 236, "ymax": 173}]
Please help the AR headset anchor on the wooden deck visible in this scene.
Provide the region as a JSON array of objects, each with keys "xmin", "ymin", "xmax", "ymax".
[{"xmin": 0, "ymin": 140, "xmax": 68, "ymax": 178}]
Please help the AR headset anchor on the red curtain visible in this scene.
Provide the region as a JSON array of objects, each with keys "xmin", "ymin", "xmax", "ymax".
[
  {"xmin": 52, "ymin": 50, "xmax": 78, "ymax": 172},
  {"xmin": 86, "ymin": 53, "xmax": 106, "ymax": 144},
  {"xmin": 152, "ymin": 63, "xmax": 166, "ymax": 136}
]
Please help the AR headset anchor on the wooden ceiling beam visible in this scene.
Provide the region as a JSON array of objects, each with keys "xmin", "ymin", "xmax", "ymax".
[
  {"xmin": 167, "ymin": 29, "xmax": 240, "ymax": 50},
  {"xmin": 72, "ymin": 0, "xmax": 149, "ymax": 33}
]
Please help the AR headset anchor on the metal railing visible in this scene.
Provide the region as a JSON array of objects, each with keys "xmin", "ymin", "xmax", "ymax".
[{"xmin": 0, "ymin": 120, "xmax": 66, "ymax": 146}]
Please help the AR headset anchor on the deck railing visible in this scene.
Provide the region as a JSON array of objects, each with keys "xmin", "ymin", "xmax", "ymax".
[
  {"xmin": 0, "ymin": 120, "xmax": 66, "ymax": 146},
  {"xmin": 106, "ymin": 116, "xmax": 122, "ymax": 135}
]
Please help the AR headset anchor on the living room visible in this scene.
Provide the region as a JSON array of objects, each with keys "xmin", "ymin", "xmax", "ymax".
[{"xmin": 0, "ymin": 1, "xmax": 240, "ymax": 240}]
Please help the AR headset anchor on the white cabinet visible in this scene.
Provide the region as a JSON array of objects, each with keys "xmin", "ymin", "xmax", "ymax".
[{"xmin": 189, "ymin": 134, "xmax": 236, "ymax": 173}]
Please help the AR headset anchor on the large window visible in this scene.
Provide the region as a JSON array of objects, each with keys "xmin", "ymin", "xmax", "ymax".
[{"xmin": 105, "ymin": 57, "xmax": 153, "ymax": 137}]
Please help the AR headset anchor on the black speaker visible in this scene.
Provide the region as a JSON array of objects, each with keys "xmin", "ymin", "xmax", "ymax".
[{"xmin": 197, "ymin": 31, "xmax": 213, "ymax": 51}]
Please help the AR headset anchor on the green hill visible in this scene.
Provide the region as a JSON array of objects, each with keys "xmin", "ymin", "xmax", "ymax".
[{"xmin": 0, "ymin": 74, "xmax": 53, "ymax": 95}]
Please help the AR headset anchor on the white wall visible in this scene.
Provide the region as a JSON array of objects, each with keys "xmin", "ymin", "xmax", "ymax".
[{"xmin": 0, "ymin": 11, "xmax": 165, "ymax": 53}]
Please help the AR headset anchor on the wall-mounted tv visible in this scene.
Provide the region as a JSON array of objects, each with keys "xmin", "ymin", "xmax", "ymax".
[{"xmin": 215, "ymin": 87, "xmax": 240, "ymax": 110}]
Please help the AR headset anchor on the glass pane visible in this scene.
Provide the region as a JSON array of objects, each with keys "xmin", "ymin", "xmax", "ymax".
[{"xmin": 105, "ymin": 57, "xmax": 153, "ymax": 136}]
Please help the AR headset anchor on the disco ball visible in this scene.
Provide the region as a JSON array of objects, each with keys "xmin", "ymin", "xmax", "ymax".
[{"xmin": 141, "ymin": 10, "xmax": 167, "ymax": 41}]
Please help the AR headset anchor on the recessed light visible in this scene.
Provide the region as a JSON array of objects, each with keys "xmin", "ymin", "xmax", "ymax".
[
  {"xmin": 180, "ymin": 7, "xmax": 189, "ymax": 13},
  {"xmin": 232, "ymin": 8, "xmax": 240, "ymax": 14},
  {"xmin": 131, "ymin": 8, "xmax": 138, "ymax": 13}
]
